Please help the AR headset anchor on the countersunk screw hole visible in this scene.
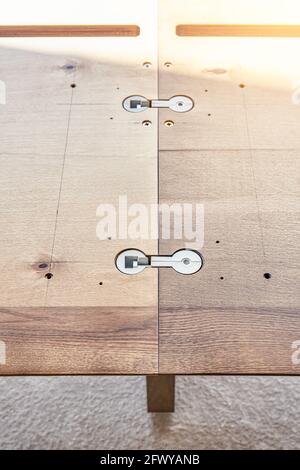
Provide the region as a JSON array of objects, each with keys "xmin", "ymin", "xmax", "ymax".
[
  {"xmin": 143, "ymin": 62, "xmax": 152, "ymax": 69},
  {"xmin": 164, "ymin": 62, "xmax": 173, "ymax": 68},
  {"xmin": 264, "ymin": 272, "xmax": 272, "ymax": 279},
  {"xmin": 220, "ymin": 276, "xmax": 224, "ymax": 280},
  {"xmin": 205, "ymin": 89, "xmax": 208, "ymax": 92},
  {"xmin": 142, "ymin": 120, "xmax": 152, "ymax": 127},
  {"xmin": 164, "ymin": 120, "xmax": 174, "ymax": 127},
  {"xmin": 38, "ymin": 263, "xmax": 48, "ymax": 269},
  {"xmin": 110, "ymin": 117, "xmax": 114, "ymax": 120},
  {"xmin": 239, "ymin": 83, "xmax": 246, "ymax": 88},
  {"xmin": 45, "ymin": 273, "xmax": 53, "ymax": 279},
  {"xmin": 208, "ymin": 113, "xmax": 211, "ymax": 116},
  {"xmin": 216, "ymin": 240, "xmax": 220, "ymax": 244},
  {"xmin": 99, "ymin": 282, "xmax": 103, "ymax": 285},
  {"xmin": 70, "ymin": 83, "xmax": 76, "ymax": 88}
]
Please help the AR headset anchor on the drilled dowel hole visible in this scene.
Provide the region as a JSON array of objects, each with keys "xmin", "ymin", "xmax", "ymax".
[{"xmin": 264, "ymin": 272, "xmax": 272, "ymax": 279}]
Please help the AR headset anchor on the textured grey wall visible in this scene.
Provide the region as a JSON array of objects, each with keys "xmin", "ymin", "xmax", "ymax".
[{"xmin": 0, "ymin": 376, "xmax": 299, "ymax": 449}]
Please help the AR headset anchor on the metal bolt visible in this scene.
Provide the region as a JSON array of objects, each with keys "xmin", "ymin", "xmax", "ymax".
[{"xmin": 164, "ymin": 120, "xmax": 174, "ymax": 127}]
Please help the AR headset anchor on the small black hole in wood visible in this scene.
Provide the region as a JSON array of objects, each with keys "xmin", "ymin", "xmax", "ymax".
[
  {"xmin": 70, "ymin": 83, "xmax": 76, "ymax": 88},
  {"xmin": 45, "ymin": 273, "xmax": 53, "ymax": 279}
]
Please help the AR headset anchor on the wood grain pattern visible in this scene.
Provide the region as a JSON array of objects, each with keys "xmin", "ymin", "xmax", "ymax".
[
  {"xmin": 0, "ymin": 307, "xmax": 157, "ymax": 375},
  {"xmin": 0, "ymin": 25, "xmax": 140, "ymax": 37},
  {"xmin": 159, "ymin": 306, "xmax": 300, "ymax": 374},
  {"xmin": 176, "ymin": 24, "xmax": 300, "ymax": 37},
  {"xmin": 158, "ymin": 152, "xmax": 300, "ymax": 374},
  {"xmin": 158, "ymin": 0, "xmax": 300, "ymax": 375}
]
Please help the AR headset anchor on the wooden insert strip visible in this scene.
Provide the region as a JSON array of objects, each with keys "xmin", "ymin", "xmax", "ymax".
[{"xmin": 0, "ymin": 25, "xmax": 140, "ymax": 37}]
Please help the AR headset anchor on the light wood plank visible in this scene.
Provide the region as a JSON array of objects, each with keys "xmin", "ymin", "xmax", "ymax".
[
  {"xmin": 0, "ymin": 307, "xmax": 157, "ymax": 375},
  {"xmin": 159, "ymin": 306, "xmax": 300, "ymax": 374},
  {"xmin": 158, "ymin": 0, "xmax": 300, "ymax": 375},
  {"xmin": 147, "ymin": 375, "xmax": 175, "ymax": 412},
  {"xmin": 159, "ymin": 153, "xmax": 300, "ymax": 374}
]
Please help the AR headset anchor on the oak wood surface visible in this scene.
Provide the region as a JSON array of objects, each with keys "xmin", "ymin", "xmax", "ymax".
[
  {"xmin": 158, "ymin": 0, "xmax": 300, "ymax": 374},
  {"xmin": 1, "ymin": 0, "xmax": 300, "ymax": 378},
  {"xmin": 0, "ymin": 0, "xmax": 158, "ymax": 375},
  {"xmin": 147, "ymin": 375, "xmax": 175, "ymax": 412},
  {"xmin": 176, "ymin": 24, "xmax": 300, "ymax": 37},
  {"xmin": 0, "ymin": 307, "xmax": 157, "ymax": 375}
]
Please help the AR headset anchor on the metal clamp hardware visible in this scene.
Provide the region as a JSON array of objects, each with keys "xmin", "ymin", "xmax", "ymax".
[
  {"xmin": 116, "ymin": 249, "xmax": 203, "ymax": 275},
  {"xmin": 122, "ymin": 95, "xmax": 194, "ymax": 113}
]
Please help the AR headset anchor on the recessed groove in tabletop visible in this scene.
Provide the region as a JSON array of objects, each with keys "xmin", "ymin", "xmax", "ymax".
[
  {"xmin": 176, "ymin": 24, "xmax": 300, "ymax": 37},
  {"xmin": 0, "ymin": 25, "xmax": 140, "ymax": 37}
]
